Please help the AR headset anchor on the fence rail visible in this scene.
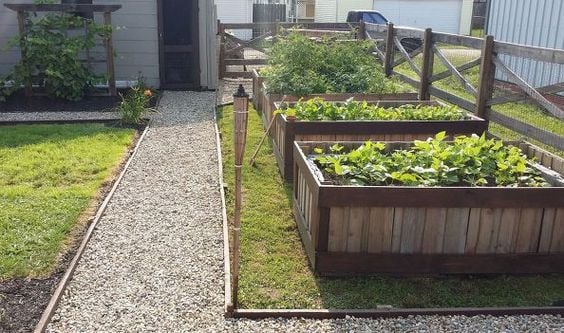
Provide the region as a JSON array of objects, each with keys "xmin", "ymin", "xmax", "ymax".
[{"xmin": 218, "ymin": 21, "xmax": 564, "ymax": 153}]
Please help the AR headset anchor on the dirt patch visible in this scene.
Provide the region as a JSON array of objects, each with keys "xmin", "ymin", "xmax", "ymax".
[{"xmin": 0, "ymin": 127, "xmax": 144, "ymax": 333}]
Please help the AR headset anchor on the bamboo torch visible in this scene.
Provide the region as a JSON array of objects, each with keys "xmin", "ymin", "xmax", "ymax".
[{"xmin": 232, "ymin": 84, "xmax": 249, "ymax": 307}]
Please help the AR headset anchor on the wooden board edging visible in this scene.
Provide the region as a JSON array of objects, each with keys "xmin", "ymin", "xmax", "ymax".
[
  {"xmin": 34, "ymin": 125, "xmax": 150, "ymax": 333},
  {"xmin": 213, "ymin": 105, "xmax": 235, "ymax": 316},
  {"xmin": 233, "ymin": 306, "xmax": 564, "ymax": 319}
]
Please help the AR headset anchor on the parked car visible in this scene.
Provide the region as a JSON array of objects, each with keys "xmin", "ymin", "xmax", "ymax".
[{"xmin": 346, "ymin": 10, "xmax": 423, "ymax": 52}]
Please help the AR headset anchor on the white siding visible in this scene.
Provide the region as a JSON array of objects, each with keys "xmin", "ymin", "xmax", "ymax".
[
  {"xmin": 315, "ymin": 0, "xmax": 338, "ymax": 22},
  {"xmin": 374, "ymin": 0, "xmax": 462, "ymax": 34},
  {"xmin": 315, "ymin": 0, "xmax": 372, "ymax": 22},
  {"xmin": 487, "ymin": 0, "xmax": 564, "ymax": 88}
]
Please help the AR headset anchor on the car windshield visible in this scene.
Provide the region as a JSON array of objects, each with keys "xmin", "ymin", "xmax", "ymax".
[{"xmin": 362, "ymin": 12, "xmax": 387, "ymax": 24}]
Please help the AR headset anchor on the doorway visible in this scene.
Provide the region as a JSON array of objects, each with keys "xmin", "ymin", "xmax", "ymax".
[{"xmin": 157, "ymin": 0, "xmax": 200, "ymax": 89}]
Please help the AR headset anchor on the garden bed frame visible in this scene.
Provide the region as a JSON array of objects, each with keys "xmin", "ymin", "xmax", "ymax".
[
  {"xmin": 250, "ymin": 69, "xmax": 420, "ymax": 128},
  {"xmin": 293, "ymin": 140, "xmax": 564, "ymax": 276},
  {"xmin": 272, "ymin": 100, "xmax": 488, "ymax": 181}
]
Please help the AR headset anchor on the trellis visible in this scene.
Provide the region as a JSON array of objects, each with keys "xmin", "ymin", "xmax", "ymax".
[{"xmin": 4, "ymin": 3, "xmax": 121, "ymax": 96}]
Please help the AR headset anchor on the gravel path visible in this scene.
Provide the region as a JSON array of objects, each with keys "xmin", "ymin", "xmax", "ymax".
[
  {"xmin": 46, "ymin": 90, "xmax": 563, "ymax": 332},
  {"xmin": 0, "ymin": 111, "xmax": 120, "ymax": 123}
]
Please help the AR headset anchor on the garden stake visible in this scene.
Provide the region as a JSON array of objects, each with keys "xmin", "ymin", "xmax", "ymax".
[
  {"xmin": 249, "ymin": 96, "xmax": 287, "ymax": 167},
  {"xmin": 232, "ymin": 84, "xmax": 249, "ymax": 307}
]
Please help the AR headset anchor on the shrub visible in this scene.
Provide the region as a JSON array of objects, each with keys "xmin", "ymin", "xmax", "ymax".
[
  {"xmin": 262, "ymin": 32, "xmax": 399, "ymax": 96},
  {"xmin": 116, "ymin": 81, "xmax": 155, "ymax": 125}
]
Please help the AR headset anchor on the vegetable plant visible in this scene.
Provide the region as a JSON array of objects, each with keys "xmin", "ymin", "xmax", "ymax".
[
  {"xmin": 278, "ymin": 97, "xmax": 467, "ymax": 121},
  {"xmin": 313, "ymin": 132, "xmax": 549, "ymax": 187},
  {"xmin": 262, "ymin": 32, "xmax": 400, "ymax": 96}
]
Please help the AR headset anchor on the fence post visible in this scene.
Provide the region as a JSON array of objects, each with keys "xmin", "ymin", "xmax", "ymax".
[
  {"xmin": 476, "ymin": 35, "xmax": 495, "ymax": 120},
  {"xmin": 358, "ymin": 20, "xmax": 366, "ymax": 40},
  {"xmin": 384, "ymin": 23, "xmax": 394, "ymax": 77},
  {"xmin": 218, "ymin": 22, "xmax": 225, "ymax": 79},
  {"xmin": 419, "ymin": 28, "xmax": 434, "ymax": 100}
]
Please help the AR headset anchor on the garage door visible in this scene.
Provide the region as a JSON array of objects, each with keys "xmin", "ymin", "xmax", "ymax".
[{"xmin": 374, "ymin": 0, "xmax": 462, "ymax": 34}]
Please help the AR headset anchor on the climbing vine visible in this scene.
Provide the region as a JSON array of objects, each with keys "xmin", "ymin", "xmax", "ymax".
[{"xmin": 0, "ymin": 4, "xmax": 111, "ymax": 101}]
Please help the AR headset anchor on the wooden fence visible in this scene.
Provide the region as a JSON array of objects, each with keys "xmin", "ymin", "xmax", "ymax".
[{"xmin": 218, "ymin": 21, "xmax": 564, "ymax": 152}]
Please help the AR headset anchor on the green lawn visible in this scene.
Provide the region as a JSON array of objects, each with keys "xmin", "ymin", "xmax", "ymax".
[
  {"xmin": 0, "ymin": 124, "xmax": 136, "ymax": 280},
  {"xmin": 219, "ymin": 104, "xmax": 564, "ymax": 309}
]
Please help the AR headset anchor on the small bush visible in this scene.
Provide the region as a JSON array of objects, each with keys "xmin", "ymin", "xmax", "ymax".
[
  {"xmin": 116, "ymin": 82, "xmax": 155, "ymax": 125},
  {"xmin": 262, "ymin": 32, "xmax": 399, "ymax": 96}
]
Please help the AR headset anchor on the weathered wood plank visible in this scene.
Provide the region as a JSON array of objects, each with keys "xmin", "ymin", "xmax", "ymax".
[
  {"xmin": 515, "ymin": 208, "xmax": 543, "ymax": 253},
  {"xmin": 430, "ymin": 58, "xmax": 481, "ymax": 83},
  {"xmin": 539, "ymin": 208, "xmax": 556, "ymax": 253},
  {"xmin": 399, "ymin": 208, "xmax": 426, "ymax": 254},
  {"xmin": 392, "ymin": 208, "xmax": 403, "ymax": 253},
  {"xmin": 347, "ymin": 207, "xmax": 367, "ymax": 253},
  {"xmin": 4, "ymin": 4, "xmax": 121, "ymax": 12},
  {"xmin": 394, "ymin": 36, "xmax": 421, "ymax": 76},
  {"xmin": 443, "ymin": 208, "xmax": 470, "ymax": 254},
  {"xmin": 475, "ymin": 208, "xmax": 496, "ymax": 253},
  {"xmin": 421, "ymin": 208, "xmax": 447, "ymax": 253},
  {"xmin": 432, "ymin": 32, "xmax": 483, "ymax": 49},
  {"xmin": 495, "ymin": 209, "xmax": 520, "ymax": 254},
  {"xmin": 328, "ymin": 207, "xmax": 349, "ymax": 252},
  {"xmin": 494, "ymin": 41, "xmax": 564, "ymax": 64},
  {"xmin": 550, "ymin": 209, "xmax": 564, "ymax": 253},
  {"xmin": 367, "ymin": 207, "xmax": 394, "ymax": 253}
]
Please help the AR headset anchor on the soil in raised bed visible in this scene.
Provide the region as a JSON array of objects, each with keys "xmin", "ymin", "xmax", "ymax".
[{"xmin": 0, "ymin": 126, "xmax": 143, "ymax": 332}]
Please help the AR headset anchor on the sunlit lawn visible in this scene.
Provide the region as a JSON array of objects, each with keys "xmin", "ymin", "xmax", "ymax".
[{"xmin": 0, "ymin": 124, "xmax": 135, "ymax": 279}]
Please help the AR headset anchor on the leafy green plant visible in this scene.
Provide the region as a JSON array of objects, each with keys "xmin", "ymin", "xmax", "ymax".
[
  {"xmin": 116, "ymin": 80, "xmax": 155, "ymax": 125},
  {"xmin": 278, "ymin": 97, "xmax": 467, "ymax": 121},
  {"xmin": 261, "ymin": 32, "xmax": 400, "ymax": 95},
  {"xmin": 0, "ymin": 5, "xmax": 111, "ymax": 101},
  {"xmin": 313, "ymin": 132, "xmax": 549, "ymax": 187}
]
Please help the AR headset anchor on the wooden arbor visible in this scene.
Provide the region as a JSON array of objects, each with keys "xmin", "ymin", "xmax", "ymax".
[{"xmin": 4, "ymin": 3, "xmax": 121, "ymax": 96}]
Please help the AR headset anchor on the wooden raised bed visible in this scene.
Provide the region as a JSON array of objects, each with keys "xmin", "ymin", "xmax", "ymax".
[
  {"xmin": 292, "ymin": 140, "xmax": 564, "ymax": 276},
  {"xmin": 272, "ymin": 101, "xmax": 488, "ymax": 181},
  {"xmin": 250, "ymin": 69, "xmax": 420, "ymax": 127}
]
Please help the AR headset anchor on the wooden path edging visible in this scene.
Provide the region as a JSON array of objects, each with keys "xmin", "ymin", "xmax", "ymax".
[{"xmin": 33, "ymin": 125, "xmax": 150, "ymax": 333}]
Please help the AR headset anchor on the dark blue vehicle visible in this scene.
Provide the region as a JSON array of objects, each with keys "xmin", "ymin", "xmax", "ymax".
[{"xmin": 346, "ymin": 10, "xmax": 423, "ymax": 52}]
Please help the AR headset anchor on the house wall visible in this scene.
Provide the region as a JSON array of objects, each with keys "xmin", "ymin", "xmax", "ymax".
[
  {"xmin": 374, "ymin": 0, "xmax": 463, "ymax": 34},
  {"xmin": 487, "ymin": 0, "xmax": 564, "ymax": 88},
  {"xmin": 0, "ymin": 0, "xmax": 216, "ymax": 90}
]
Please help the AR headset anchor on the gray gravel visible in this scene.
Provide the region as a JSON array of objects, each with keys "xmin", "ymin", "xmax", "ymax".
[
  {"xmin": 218, "ymin": 79, "xmax": 253, "ymax": 105},
  {"xmin": 46, "ymin": 90, "xmax": 564, "ymax": 332},
  {"xmin": 0, "ymin": 111, "xmax": 120, "ymax": 123}
]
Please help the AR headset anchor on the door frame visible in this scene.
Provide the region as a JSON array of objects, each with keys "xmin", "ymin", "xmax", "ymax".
[{"xmin": 157, "ymin": 0, "xmax": 201, "ymax": 90}]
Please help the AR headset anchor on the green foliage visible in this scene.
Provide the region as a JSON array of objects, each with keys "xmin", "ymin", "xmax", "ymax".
[
  {"xmin": 261, "ymin": 32, "xmax": 399, "ymax": 95},
  {"xmin": 0, "ymin": 124, "xmax": 135, "ymax": 279},
  {"xmin": 0, "ymin": 10, "xmax": 111, "ymax": 101},
  {"xmin": 116, "ymin": 80, "xmax": 155, "ymax": 125},
  {"xmin": 278, "ymin": 97, "xmax": 467, "ymax": 121},
  {"xmin": 314, "ymin": 132, "xmax": 549, "ymax": 187}
]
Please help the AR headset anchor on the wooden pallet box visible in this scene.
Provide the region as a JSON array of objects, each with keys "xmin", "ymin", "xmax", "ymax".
[
  {"xmin": 292, "ymin": 140, "xmax": 564, "ymax": 276},
  {"xmin": 272, "ymin": 101, "xmax": 488, "ymax": 181},
  {"xmin": 251, "ymin": 69, "xmax": 420, "ymax": 127}
]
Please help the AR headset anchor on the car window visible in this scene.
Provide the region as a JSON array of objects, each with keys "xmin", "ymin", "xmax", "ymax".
[{"xmin": 362, "ymin": 12, "xmax": 387, "ymax": 24}]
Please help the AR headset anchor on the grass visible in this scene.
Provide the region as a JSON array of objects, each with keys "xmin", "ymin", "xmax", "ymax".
[
  {"xmin": 218, "ymin": 104, "xmax": 564, "ymax": 309},
  {"xmin": 0, "ymin": 124, "xmax": 136, "ymax": 280}
]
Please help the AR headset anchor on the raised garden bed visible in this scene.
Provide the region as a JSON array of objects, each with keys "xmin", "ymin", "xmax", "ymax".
[
  {"xmin": 293, "ymin": 139, "xmax": 564, "ymax": 276},
  {"xmin": 251, "ymin": 69, "xmax": 419, "ymax": 127},
  {"xmin": 272, "ymin": 99, "xmax": 487, "ymax": 181}
]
